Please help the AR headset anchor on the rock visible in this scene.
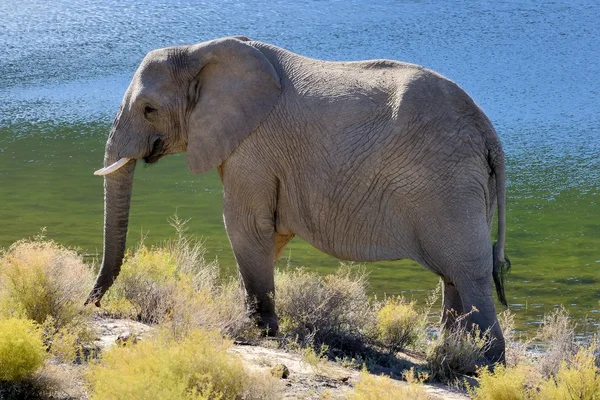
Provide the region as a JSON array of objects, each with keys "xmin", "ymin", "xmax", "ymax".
[
  {"xmin": 270, "ymin": 363, "xmax": 290, "ymax": 379},
  {"xmin": 115, "ymin": 331, "xmax": 137, "ymax": 347}
]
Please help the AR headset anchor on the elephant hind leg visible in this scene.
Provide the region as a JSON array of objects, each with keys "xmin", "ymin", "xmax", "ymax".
[
  {"xmin": 456, "ymin": 278, "xmax": 505, "ymax": 364},
  {"xmin": 441, "ymin": 281, "xmax": 463, "ymax": 330},
  {"xmin": 421, "ymin": 228, "xmax": 505, "ymax": 364}
]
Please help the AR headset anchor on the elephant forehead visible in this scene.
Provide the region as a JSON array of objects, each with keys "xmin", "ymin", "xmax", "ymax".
[{"xmin": 128, "ymin": 68, "xmax": 180, "ymax": 103}]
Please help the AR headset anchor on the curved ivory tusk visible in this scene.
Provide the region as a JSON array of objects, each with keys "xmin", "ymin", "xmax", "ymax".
[{"xmin": 94, "ymin": 158, "xmax": 131, "ymax": 176}]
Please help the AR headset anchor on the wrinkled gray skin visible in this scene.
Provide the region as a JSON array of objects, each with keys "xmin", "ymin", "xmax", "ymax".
[{"xmin": 86, "ymin": 37, "xmax": 510, "ymax": 363}]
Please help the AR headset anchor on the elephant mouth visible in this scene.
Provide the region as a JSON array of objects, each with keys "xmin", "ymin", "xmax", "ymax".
[{"xmin": 144, "ymin": 138, "xmax": 164, "ymax": 164}]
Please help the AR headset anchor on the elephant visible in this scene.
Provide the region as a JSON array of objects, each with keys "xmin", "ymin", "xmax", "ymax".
[{"xmin": 86, "ymin": 36, "xmax": 511, "ymax": 363}]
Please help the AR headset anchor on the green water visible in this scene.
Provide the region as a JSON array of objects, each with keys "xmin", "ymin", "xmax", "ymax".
[
  {"xmin": 1, "ymin": 122, "xmax": 598, "ymax": 333},
  {"xmin": 1, "ymin": 0, "xmax": 599, "ymax": 334}
]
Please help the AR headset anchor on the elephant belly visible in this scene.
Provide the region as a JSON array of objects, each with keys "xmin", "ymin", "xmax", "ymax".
[{"xmin": 277, "ymin": 183, "xmax": 417, "ymax": 263}]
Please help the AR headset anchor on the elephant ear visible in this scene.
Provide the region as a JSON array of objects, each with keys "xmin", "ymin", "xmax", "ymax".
[{"xmin": 185, "ymin": 37, "xmax": 281, "ymax": 175}]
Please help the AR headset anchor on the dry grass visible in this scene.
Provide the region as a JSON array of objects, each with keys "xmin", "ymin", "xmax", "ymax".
[
  {"xmin": 469, "ymin": 362, "xmax": 539, "ymax": 400},
  {"xmin": 426, "ymin": 309, "xmax": 492, "ymax": 383},
  {"xmin": 102, "ymin": 244, "xmax": 186, "ymax": 323},
  {"xmin": 0, "ymin": 233, "xmax": 93, "ymax": 328},
  {"xmin": 498, "ymin": 309, "xmax": 531, "ymax": 368},
  {"xmin": 300, "ymin": 344, "xmax": 331, "ymax": 376},
  {"xmin": 537, "ymin": 345, "xmax": 600, "ymax": 399},
  {"xmin": 0, "ymin": 234, "xmax": 96, "ymax": 366},
  {"xmin": 163, "ymin": 215, "xmax": 220, "ymax": 291},
  {"xmin": 2, "ymin": 228, "xmax": 599, "ymax": 399},
  {"xmin": 535, "ymin": 307, "xmax": 577, "ymax": 378},
  {"xmin": 166, "ymin": 279, "xmax": 256, "ymax": 339},
  {"xmin": 275, "ymin": 264, "xmax": 373, "ymax": 351}
]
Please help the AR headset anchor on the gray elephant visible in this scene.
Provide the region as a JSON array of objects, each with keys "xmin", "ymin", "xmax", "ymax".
[{"xmin": 86, "ymin": 36, "xmax": 511, "ymax": 363}]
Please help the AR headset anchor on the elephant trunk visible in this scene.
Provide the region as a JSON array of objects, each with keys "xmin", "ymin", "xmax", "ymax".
[{"xmin": 85, "ymin": 149, "xmax": 136, "ymax": 306}]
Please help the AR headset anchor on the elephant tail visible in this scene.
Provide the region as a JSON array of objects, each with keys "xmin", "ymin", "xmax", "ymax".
[{"xmin": 491, "ymin": 150, "xmax": 511, "ymax": 307}]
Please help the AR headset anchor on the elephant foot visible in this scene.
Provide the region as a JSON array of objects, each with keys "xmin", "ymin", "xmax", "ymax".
[
  {"xmin": 484, "ymin": 347, "xmax": 506, "ymax": 368},
  {"xmin": 254, "ymin": 312, "xmax": 279, "ymax": 337}
]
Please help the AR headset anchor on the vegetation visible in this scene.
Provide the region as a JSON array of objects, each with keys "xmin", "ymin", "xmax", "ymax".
[
  {"xmin": 0, "ymin": 233, "xmax": 92, "ymax": 328},
  {"xmin": 426, "ymin": 315, "xmax": 491, "ymax": 383},
  {"xmin": 470, "ymin": 345, "xmax": 600, "ymax": 399},
  {"xmin": 536, "ymin": 307, "xmax": 578, "ymax": 377},
  {"xmin": 349, "ymin": 368, "xmax": 430, "ymax": 400},
  {"xmin": 85, "ymin": 328, "xmax": 280, "ymax": 400},
  {"xmin": 0, "ymin": 227, "xmax": 598, "ymax": 399},
  {"xmin": 0, "ymin": 318, "xmax": 47, "ymax": 381},
  {"xmin": 102, "ymin": 218, "xmax": 254, "ymax": 339},
  {"xmin": 469, "ymin": 309, "xmax": 600, "ymax": 400},
  {"xmin": 371, "ymin": 296, "xmax": 423, "ymax": 352},
  {"xmin": 275, "ymin": 265, "xmax": 373, "ymax": 350},
  {"xmin": 0, "ymin": 234, "xmax": 96, "ymax": 367}
]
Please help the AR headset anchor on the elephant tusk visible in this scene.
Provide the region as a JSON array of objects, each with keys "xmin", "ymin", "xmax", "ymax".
[{"xmin": 94, "ymin": 158, "xmax": 131, "ymax": 176}]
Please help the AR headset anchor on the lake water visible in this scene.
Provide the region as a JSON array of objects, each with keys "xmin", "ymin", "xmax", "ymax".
[{"xmin": 0, "ymin": 0, "xmax": 598, "ymax": 334}]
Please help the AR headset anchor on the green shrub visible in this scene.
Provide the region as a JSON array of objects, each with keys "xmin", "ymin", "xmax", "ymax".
[
  {"xmin": 0, "ymin": 236, "xmax": 92, "ymax": 328},
  {"xmin": 85, "ymin": 328, "xmax": 280, "ymax": 400},
  {"xmin": 0, "ymin": 318, "xmax": 47, "ymax": 381},
  {"xmin": 349, "ymin": 368, "xmax": 430, "ymax": 400},
  {"xmin": 275, "ymin": 265, "xmax": 372, "ymax": 350},
  {"xmin": 372, "ymin": 296, "xmax": 422, "ymax": 352}
]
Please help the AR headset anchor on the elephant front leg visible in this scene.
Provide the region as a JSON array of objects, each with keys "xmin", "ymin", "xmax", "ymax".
[{"xmin": 224, "ymin": 208, "xmax": 280, "ymax": 336}]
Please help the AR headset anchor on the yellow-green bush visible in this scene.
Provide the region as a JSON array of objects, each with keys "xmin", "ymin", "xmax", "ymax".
[
  {"xmin": 372, "ymin": 296, "xmax": 422, "ymax": 352},
  {"xmin": 0, "ymin": 318, "xmax": 47, "ymax": 381},
  {"xmin": 103, "ymin": 217, "xmax": 233, "ymax": 328},
  {"xmin": 103, "ymin": 236, "xmax": 253, "ymax": 337},
  {"xmin": 470, "ymin": 346, "xmax": 600, "ymax": 400},
  {"xmin": 349, "ymin": 368, "xmax": 430, "ymax": 400},
  {"xmin": 102, "ymin": 245, "xmax": 183, "ymax": 323},
  {"xmin": 0, "ymin": 236, "xmax": 92, "ymax": 328},
  {"xmin": 537, "ymin": 346, "xmax": 600, "ymax": 400},
  {"xmin": 470, "ymin": 362, "xmax": 539, "ymax": 400},
  {"xmin": 86, "ymin": 329, "xmax": 280, "ymax": 400}
]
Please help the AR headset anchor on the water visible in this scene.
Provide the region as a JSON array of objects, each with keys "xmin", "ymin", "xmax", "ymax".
[{"xmin": 0, "ymin": 0, "xmax": 598, "ymax": 334}]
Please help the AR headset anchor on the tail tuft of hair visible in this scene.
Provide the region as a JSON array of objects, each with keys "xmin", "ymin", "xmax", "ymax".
[{"xmin": 492, "ymin": 242, "xmax": 511, "ymax": 307}]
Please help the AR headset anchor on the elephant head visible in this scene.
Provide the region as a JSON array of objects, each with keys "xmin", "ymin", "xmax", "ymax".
[{"xmin": 85, "ymin": 37, "xmax": 281, "ymax": 306}]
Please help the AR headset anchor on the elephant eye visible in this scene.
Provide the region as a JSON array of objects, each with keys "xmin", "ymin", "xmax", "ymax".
[{"xmin": 143, "ymin": 104, "xmax": 157, "ymax": 119}]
